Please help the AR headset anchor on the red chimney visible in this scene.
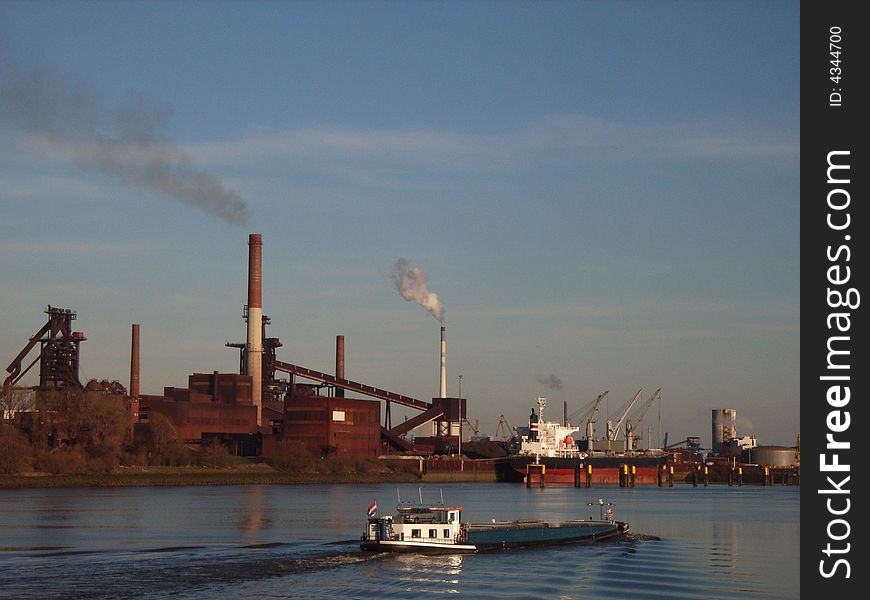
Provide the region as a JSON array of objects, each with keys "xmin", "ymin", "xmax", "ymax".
[
  {"xmin": 335, "ymin": 335, "xmax": 345, "ymax": 398},
  {"xmin": 130, "ymin": 323, "xmax": 140, "ymax": 399}
]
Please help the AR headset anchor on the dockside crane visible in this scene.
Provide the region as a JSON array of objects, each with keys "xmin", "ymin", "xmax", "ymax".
[
  {"xmin": 624, "ymin": 388, "xmax": 662, "ymax": 452},
  {"xmin": 606, "ymin": 389, "xmax": 642, "ymax": 451},
  {"xmin": 494, "ymin": 414, "xmax": 514, "ymax": 441},
  {"xmin": 579, "ymin": 390, "xmax": 610, "ymax": 448},
  {"xmin": 568, "ymin": 390, "xmax": 608, "ymax": 428}
]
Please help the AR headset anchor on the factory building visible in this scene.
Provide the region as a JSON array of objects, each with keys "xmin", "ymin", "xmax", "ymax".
[
  {"xmin": 282, "ymin": 384, "xmax": 380, "ymax": 458},
  {"xmin": 137, "ymin": 372, "xmax": 259, "ymax": 455},
  {"xmin": 3, "ymin": 234, "xmax": 467, "ymax": 462}
]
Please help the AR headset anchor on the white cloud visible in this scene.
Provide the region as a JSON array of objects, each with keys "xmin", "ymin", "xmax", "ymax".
[
  {"xmin": 0, "ymin": 174, "xmax": 109, "ymax": 200},
  {"xmin": 454, "ymin": 296, "xmax": 798, "ymax": 322},
  {"xmin": 0, "ymin": 238, "xmax": 148, "ymax": 259},
  {"xmin": 182, "ymin": 114, "xmax": 798, "ymax": 168}
]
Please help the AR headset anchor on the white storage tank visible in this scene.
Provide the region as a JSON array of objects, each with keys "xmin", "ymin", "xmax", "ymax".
[{"xmin": 742, "ymin": 445, "xmax": 798, "ymax": 467}]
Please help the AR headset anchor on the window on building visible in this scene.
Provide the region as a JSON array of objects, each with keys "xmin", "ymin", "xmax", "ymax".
[
  {"xmin": 411, "ymin": 529, "xmax": 421, "ymax": 538},
  {"xmin": 429, "ymin": 529, "xmax": 437, "ymax": 538},
  {"xmin": 443, "ymin": 529, "xmax": 450, "ymax": 538}
]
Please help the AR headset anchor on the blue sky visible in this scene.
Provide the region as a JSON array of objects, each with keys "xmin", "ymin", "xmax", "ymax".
[{"xmin": 0, "ymin": 1, "xmax": 799, "ymax": 447}]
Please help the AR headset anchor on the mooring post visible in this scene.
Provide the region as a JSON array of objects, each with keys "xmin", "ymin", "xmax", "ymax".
[
  {"xmin": 668, "ymin": 465, "xmax": 674, "ymax": 487},
  {"xmin": 703, "ymin": 466, "xmax": 709, "ymax": 487},
  {"xmin": 526, "ymin": 463, "xmax": 545, "ymax": 488},
  {"xmin": 586, "ymin": 464, "xmax": 592, "ymax": 488},
  {"xmin": 630, "ymin": 465, "xmax": 636, "ymax": 488},
  {"xmin": 738, "ymin": 466, "xmax": 743, "ymax": 486}
]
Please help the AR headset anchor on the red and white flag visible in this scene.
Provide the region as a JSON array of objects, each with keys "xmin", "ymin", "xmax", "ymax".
[{"xmin": 367, "ymin": 501, "xmax": 377, "ymax": 518}]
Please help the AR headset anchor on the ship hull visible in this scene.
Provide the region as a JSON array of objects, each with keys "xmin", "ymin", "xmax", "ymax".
[
  {"xmin": 497, "ymin": 454, "xmax": 669, "ymax": 484},
  {"xmin": 361, "ymin": 520, "xmax": 627, "ymax": 553},
  {"xmin": 360, "ymin": 539, "xmax": 478, "ymax": 553}
]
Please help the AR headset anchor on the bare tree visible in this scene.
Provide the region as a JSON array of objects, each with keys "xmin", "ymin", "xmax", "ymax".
[
  {"xmin": 0, "ymin": 387, "xmax": 36, "ymax": 421},
  {"xmin": 0, "ymin": 424, "xmax": 33, "ymax": 474}
]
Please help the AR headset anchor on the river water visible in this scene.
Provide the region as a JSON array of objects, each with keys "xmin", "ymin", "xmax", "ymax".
[{"xmin": 0, "ymin": 482, "xmax": 798, "ymax": 599}]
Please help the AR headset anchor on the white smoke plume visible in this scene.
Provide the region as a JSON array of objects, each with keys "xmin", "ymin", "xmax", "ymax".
[
  {"xmin": 0, "ymin": 49, "xmax": 250, "ymax": 226},
  {"xmin": 537, "ymin": 374, "xmax": 563, "ymax": 391},
  {"xmin": 390, "ymin": 258, "xmax": 445, "ymax": 322}
]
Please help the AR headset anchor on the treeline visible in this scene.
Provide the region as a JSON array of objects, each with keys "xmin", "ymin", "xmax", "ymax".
[
  {"xmin": 0, "ymin": 389, "xmax": 420, "ymax": 478},
  {"xmin": 0, "ymin": 416, "xmax": 238, "ymax": 475},
  {"xmin": 0, "ymin": 388, "xmax": 245, "ymax": 475}
]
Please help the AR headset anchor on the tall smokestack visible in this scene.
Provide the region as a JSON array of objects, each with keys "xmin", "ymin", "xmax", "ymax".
[
  {"xmin": 335, "ymin": 335, "xmax": 345, "ymax": 398},
  {"xmin": 439, "ymin": 326, "xmax": 447, "ymax": 398},
  {"xmin": 130, "ymin": 324, "xmax": 140, "ymax": 399},
  {"xmin": 247, "ymin": 233, "xmax": 263, "ymax": 426}
]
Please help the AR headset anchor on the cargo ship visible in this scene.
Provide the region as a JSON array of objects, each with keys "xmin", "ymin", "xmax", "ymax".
[
  {"xmin": 361, "ymin": 497, "xmax": 627, "ymax": 553},
  {"xmin": 495, "ymin": 396, "xmax": 678, "ymax": 484}
]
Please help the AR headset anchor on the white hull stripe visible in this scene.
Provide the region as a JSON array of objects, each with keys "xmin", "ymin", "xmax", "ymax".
[{"xmin": 376, "ymin": 540, "xmax": 477, "ymax": 551}]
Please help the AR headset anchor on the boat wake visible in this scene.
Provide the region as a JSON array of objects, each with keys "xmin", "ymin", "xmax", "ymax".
[
  {"xmin": 0, "ymin": 542, "xmax": 387, "ymax": 600},
  {"xmin": 622, "ymin": 532, "xmax": 661, "ymax": 542}
]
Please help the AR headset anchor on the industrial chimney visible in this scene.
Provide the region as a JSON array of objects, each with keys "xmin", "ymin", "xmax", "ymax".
[
  {"xmin": 130, "ymin": 323, "xmax": 140, "ymax": 399},
  {"xmin": 439, "ymin": 326, "xmax": 447, "ymax": 398},
  {"xmin": 247, "ymin": 233, "xmax": 263, "ymax": 426},
  {"xmin": 335, "ymin": 335, "xmax": 345, "ymax": 398}
]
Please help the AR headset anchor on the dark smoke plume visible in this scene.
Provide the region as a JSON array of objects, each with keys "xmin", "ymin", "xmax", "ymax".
[
  {"xmin": 537, "ymin": 374, "xmax": 563, "ymax": 391},
  {"xmin": 0, "ymin": 52, "xmax": 250, "ymax": 225}
]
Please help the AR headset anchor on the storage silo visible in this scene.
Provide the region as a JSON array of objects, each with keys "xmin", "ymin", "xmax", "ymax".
[
  {"xmin": 712, "ymin": 409, "xmax": 737, "ymax": 455},
  {"xmin": 743, "ymin": 445, "xmax": 798, "ymax": 467}
]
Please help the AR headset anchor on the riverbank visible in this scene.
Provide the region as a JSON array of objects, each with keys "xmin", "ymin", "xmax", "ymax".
[{"xmin": 0, "ymin": 464, "xmax": 422, "ymax": 489}]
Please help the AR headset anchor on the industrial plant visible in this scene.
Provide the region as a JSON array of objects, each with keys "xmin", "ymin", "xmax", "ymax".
[
  {"xmin": 2, "ymin": 234, "xmax": 465, "ymax": 464},
  {"xmin": 1, "ymin": 233, "xmax": 798, "ymax": 485}
]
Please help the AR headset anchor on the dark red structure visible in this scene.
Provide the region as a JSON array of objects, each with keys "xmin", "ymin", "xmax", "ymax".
[
  {"xmin": 3, "ymin": 235, "xmax": 467, "ymax": 462},
  {"xmin": 137, "ymin": 372, "xmax": 259, "ymax": 454},
  {"xmin": 283, "ymin": 385, "xmax": 380, "ymax": 458},
  {"xmin": 3, "ymin": 306, "xmax": 86, "ymax": 398}
]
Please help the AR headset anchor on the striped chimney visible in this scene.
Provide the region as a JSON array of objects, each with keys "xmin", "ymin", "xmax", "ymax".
[
  {"xmin": 439, "ymin": 326, "xmax": 447, "ymax": 398},
  {"xmin": 247, "ymin": 233, "xmax": 263, "ymax": 426}
]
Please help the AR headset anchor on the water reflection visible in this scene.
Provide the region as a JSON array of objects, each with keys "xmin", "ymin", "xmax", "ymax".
[
  {"xmin": 392, "ymin": 553, "xmax": 464, "ymax": 593},
  {"xmin": 240, "ymin": 485, "xmax": 266, "ymax": 538},
  {"xmin": 709, "ymin": 519, "xmax": 739, "ymax": 572},
  {"xmin": 0, "ymin": 484, "xmax": 799, "ymax": 600}
]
